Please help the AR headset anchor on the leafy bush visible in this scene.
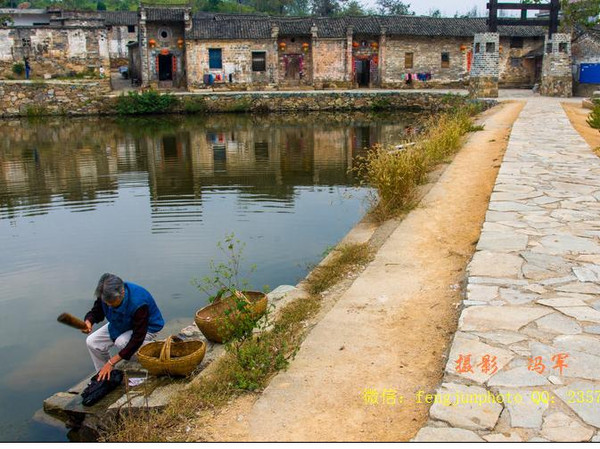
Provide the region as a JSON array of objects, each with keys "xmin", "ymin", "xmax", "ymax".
[
  {"xmin": 116, "ymin": 89, "xmax": 180, "ymax": 115},
  {"xmin": 587, "ymin": 101, "xmax": 600, "ymax": 131},
  {"xmin": 182, "ymin": 96, "xmax": 208, "ymax": 114},
  {"xmin": 12, "ymin": 63, "xmax": 24, "ymax": 76}
]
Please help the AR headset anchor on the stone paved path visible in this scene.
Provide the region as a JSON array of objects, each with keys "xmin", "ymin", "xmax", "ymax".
[{"xmin": 414, "ymin": 97, "xmax": 600, "ymax": 442}]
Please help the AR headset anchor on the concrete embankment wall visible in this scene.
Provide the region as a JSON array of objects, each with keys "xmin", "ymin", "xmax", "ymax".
[{"xmin": 0, "ymin": 81, "xmax": 469, "ymax": 117}]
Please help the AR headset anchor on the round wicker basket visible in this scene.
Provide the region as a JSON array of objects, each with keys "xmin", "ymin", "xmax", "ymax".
[
  {"xmin": 194, "ymin": 290, "xmax": 268, "ymax": 343},
  {"xmin": 137, "ymin": 335, "xmax": 206, "ymax": 377}
]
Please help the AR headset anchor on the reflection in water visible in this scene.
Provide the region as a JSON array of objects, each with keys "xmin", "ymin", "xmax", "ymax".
[{"xmin": 0, "ymin": 111, "xmax": 421, "ymax": 441}]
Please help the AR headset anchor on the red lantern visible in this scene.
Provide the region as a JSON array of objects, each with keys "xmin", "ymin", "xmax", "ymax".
[
  {"xmin": 352, "ymin": 41, "xmax": 359, "ymax": 48},
  {"xmin": 460, "ymin": 45, "xmax": 467, "ymax": 52},
  {"xmin": 302, "ymin": 42, "xmax": 309, "ymax": 52},
  {"xmin": 177, "ymin": 38, "xmax": 184, "ymax": 49},
  {"xmin": 279, "ymin": 42, "xmax": 286, "ymax": 51},
  {"xmin": 148, "ymin": 38, "xmax": 156, "ymax": 48},
  {"xmin": 371, "ymin": 42, "xmax": 378, "ymax": 49}
]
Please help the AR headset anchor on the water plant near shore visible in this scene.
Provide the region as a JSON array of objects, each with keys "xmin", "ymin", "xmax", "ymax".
[{"xmin": 353, "ymin": 101, "xmax": 486, "ymax": 221}]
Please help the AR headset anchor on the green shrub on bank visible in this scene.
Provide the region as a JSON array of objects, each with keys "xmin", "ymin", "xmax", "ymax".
[
  {"xmin": 12, "ymin": 63, "xmax": 24, "ymax": 76},
  {"xmin": 116, "ymin": 90, "xmax": 180, "ymax": 115},
  {"xmin": 354, "ymin": 102, "xmax": 485, "ymax": 221},
  {"xmin": 182, "ymin": 96, "xmax": 208, "ymax": 114},
  {"xmin": 25, "ymin": 104, "xmax": 49, "ymax": 117},
  {"xmin": 587, "ymin": 100, "xmax": 600, "ymax": 131}
]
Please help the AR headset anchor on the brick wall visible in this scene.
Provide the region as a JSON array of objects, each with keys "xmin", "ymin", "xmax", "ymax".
[
  {"xmin": 0, "ymin": 26, "xmax": 110, "ymax": 80},
  {"xmin": 313, "ymin": 39, "xmax": 346, "ymax": 84},
  {"xmin": 541, "ymin": 33, "xmax": 572, "ymax": 97},
  {"xmin": 384, "ymin": 36, "xmax": 470, "ymax": 87},
  {"xmin": 144, "ymin": 22, "xmax": 186, "ymax": 87},
  {"xmin": 471, "ymin": 33, "xmax": 500, "ymax": 77},
  {"xmin": 107, "ymin": 25, "xmax": 137, "ymax": 66},
  {"xmin": 498, "ymin": 36, "xmax": 542, "ymax": 87},
  {"xmin": 277, "ymin": 36, "xmax": 313, "ymax": 86},
  {"xmin": 186, "ymin": 39, "xmax": 274, "ymax": 89}
]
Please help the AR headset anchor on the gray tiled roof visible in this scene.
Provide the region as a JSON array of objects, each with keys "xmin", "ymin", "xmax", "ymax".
[
  {"xmin": 578, "ymin": 25, "xmax": 600, "ymax": 44},
  {"xmin": 101, "ymin": 11, "xmax": 138, "ymax": 26},
  {"xmin": 186, "ymin": 15, "xmax": 548, "ymax": 40},
  {"xmin": 189, "ymin": 17, "xmax": 273, "ymax": 39},
  {"xmin": 145, "ymin": 7, "xmax": 186, "ymax": 22},
  {"xmin": 276, "ymin": 17, "xmax": 314, "ymax": 35}
]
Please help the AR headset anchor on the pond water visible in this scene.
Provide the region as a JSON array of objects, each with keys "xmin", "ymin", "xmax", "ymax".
[{"xmin": 0, "ymin": 110, "xmax": 420, "ymax": 441}]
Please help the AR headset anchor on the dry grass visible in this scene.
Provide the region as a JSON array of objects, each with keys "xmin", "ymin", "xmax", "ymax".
[
  {"xmin": 305, "ymin": 243, "xmax": 374, "ymax": 295},
  {"xmin": 354, "ymin": 102, "xmax": 485, "ymax": 221}
]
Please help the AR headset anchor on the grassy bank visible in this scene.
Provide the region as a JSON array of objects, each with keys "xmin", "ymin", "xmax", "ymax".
[
  {"xmin": 105, "ymin": 243, "xmax": 373, "ymax": 442},
  {"xmin": 354, "ymin": 100, "xmax": 487, "ymax": 221}
]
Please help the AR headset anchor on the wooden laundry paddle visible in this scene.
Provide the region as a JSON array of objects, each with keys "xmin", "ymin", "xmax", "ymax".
[{"xmin": 57, "ymin": 313, "xmax": 88, "ymax": 331}]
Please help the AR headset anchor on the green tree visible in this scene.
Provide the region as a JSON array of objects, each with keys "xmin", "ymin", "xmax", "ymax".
[
  {"xmin": 312, "ymin": 0, "xmax": 339, "ymax": 16},
  {"xmin": 339, "ymin": 0, "xmax": 366, "ymax": 15},
  {"xmin": 427, "ymin": 8, "xmax": 441, "ymax": 17},
  {"xmin": 561, "ymin": 0, "xmax": 600, "ymax": 29},
  {"xmin": 96, "ymin": 0, "xmax": 106, "ymax": 9},
  {"xmin": 0, "ymin": 14, "xmax": 14, "ymax": 25},
  {"xmin": 376, "ymin": 0, "xmax": 412, "ymax": 15},
  {"xmin": 286, "ymin": 0, "xmax": 310, "ymax": 15}
]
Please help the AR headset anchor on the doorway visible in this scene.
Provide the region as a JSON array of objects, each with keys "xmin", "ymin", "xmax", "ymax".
[
  {"xmin": 285, "ymin": 54, "xmax": 302, "ymax": 81},
  {"xmin": 158, "ymin": 54, "xmax": 173, "ymax": 81},
  {"xmin": 356, "ymin": 59, "xmax": 370, "ymax": 87}
]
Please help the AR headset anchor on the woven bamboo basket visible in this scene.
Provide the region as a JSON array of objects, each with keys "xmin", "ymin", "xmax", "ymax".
[
  {"xmin": 137, "ymin": 335, "xmax": 206, "ymax": 377},
  {"xmin": 194, "ymin": 290, "xmax": 268, "ymax": 343}
]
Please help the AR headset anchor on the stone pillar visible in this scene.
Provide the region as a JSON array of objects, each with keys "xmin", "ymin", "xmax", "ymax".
[
  {"xmin": 469, "ymin": 32, "xmax": 499, "ymax": 98},
  {"xmin": 379, "ymin": 27, "xmax": 386, "ymax": 87},
  {"xmin": 183, "ymin": 8, "xmax": 192, "ymax": 90},
  {"xmin": 540, "ymin": 33, "xmax": 573, "ymax": 97},
  {"xmin": 311, "ymin": 24, "xmax": 318, "ymax": 87},
  {"xmin": 346, "ymin": 26, "xmax": 354, "ymax": 85},
  {"xmin": 270, "ymin": 25, "xmax": 279, "ymax": 86},
  {"xmin": 139, "ymin": 7, "xmax": 150, "ymax": 87}
]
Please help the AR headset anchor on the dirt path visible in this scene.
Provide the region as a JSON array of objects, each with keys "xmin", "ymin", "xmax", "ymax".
[
  {"xmin": 187, "ymin": 101, "xmax": 525, "ymax": 442},
  {"xmin": 562, "ymin": 102, "xmax": 600, "ymax": 151}
]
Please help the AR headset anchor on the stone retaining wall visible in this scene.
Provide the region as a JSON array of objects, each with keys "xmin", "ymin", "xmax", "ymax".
[
  {"xmin": 0, "ymin": 85, "xmax": 472, "ymax": 117},
  {"xmin": 0, "ymin": 80, "xmax": 112, "ymax": 117},
  {"xmin": 171, "ymin": 90, "xmax": 466, "ymax": 113}
]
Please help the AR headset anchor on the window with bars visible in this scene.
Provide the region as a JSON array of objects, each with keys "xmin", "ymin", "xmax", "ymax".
[
  {"xmin": 405, "ymin": 52, "xmax": 413, "ymax": 69},
  {"xmin": 252, "ymin": 51, "xmax": 266, "ymax": 72},
  {"xmin": 441, "ymin": 52, "xmax": 450, "ymax": 68},
  {"xmin": 208, "ymin": 48, "xmax": 222, "ymax": 69}
]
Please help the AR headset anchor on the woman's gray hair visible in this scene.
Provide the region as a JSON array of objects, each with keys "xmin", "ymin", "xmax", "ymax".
[{"xmin": 94, "ymin": 273, "xmax": 124, "ymax": 303}]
